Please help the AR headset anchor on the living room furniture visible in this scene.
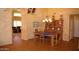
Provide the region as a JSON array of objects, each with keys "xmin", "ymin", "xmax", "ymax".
[
  {"xmin": 44, "ymin": 15, "xmax": 63, "ymax": 46},
  {"xmin": 34, "ymin": 15, "xmax": 63, "ymax": 46}
]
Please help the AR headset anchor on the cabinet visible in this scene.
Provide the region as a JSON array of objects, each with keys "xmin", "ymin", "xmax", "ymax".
[{"xmin": 45, "ymin": 16, "xmax": 63, "ymax": 41}]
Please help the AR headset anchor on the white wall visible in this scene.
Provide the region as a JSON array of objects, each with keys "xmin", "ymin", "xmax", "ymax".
[{"xmin": 0, "ymin": 9, "xmax": 12, "ymax": 46}]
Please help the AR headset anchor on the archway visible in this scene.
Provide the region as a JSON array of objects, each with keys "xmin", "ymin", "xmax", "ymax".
[{"xmin": 12, "ymin": 9, "xmax": 22, "ymax": 43}]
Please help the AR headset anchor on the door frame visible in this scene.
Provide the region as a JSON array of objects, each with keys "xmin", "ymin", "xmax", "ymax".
[{"xmin": 69, "ymin": 14, "xmax": 79, "ymax": 39}]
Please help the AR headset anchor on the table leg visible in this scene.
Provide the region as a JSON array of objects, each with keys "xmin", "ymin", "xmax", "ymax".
[{"xmin": 51, "ymin": 36, "xmax": 54, "ymax": 47}]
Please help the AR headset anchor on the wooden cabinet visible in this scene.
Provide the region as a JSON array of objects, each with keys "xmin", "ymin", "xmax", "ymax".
[{"xmin": 45, "ymin": 16, "xmax": 63, "ymax": 41}]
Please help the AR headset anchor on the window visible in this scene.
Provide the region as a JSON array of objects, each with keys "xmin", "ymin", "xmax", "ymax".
[
  {"xmin": 13, "ymin": 21, "xmax": 22, "ymax": 27},
  {"xmin": 14, "ymin": 13, "xmax": 21, "ymax": 17}
]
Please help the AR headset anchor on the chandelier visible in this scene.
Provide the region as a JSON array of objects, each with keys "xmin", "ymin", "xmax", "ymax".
[
  {"xmin": 42, "ymin": 16, "xmax": 54, "ymax": 22},
  {"xmin": 42, "ymin": 15, "xmax": 63, "ymax": 23}
]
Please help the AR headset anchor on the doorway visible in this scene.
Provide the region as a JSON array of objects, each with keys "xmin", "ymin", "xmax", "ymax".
[
  {"xmin": 69, "ymin": 14, "xmax": 79, "ymax": 49},
  {"xmin": 70, "ymin": 14, "xmax": 79, "ymax": 39},
  {"xmin": 12, "ymin": 9, "xmax": 22, "ymax": 43},
  {"xmin": 73, "ymin": 16, "xmax": 79, "ymax": 37}
]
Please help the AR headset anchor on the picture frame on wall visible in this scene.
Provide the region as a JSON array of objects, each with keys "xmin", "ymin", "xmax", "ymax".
[
  {"xmin": 33, "ymin": 21, "xmax": 39, "ymax": 28},
  {"xmin": 27, "ymin": 8, "xmax": 36, "ymax": 14}
]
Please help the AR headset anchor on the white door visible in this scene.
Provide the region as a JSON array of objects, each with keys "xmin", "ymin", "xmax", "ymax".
[{"xmin": 74, "ymin": 16, "xmax": 79, "ymax": 37}]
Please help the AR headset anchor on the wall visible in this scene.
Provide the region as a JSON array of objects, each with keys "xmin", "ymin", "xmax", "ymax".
[
  {"xmin": 48, "ymin": 8, "xmax": 79, "ymax": 41},
  {"xmin": 21, "ymin": 8, "xmax": 79, "ymax": 41},
  {"xmin": 69, "ymin": 15, "xmax": 74, "ymax": 40},
  {"xmin": 21, "ymin": 8, "xmax": 48, "ymax": 40},
  {"xmin": 1, "ymin": 8, "xmax": 79, "ymax": 46},
  {"xmin": 74, "ymin": 15, "xmax": 79, "ymax": 37},
  {"xmin": 0, "ymin": 9, "xmax": 12, "ymax": 46},
  {"xmin": 47, "ymin": 8, "xmax": 70, "ymax": 41}
]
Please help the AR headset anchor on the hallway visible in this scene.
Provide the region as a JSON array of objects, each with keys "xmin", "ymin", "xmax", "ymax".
[{"xmin": 0, "ymin": 33, "xmax": 78, "ymax": 51}]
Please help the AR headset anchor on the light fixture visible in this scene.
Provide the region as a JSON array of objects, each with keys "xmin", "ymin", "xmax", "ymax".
[
  {"xmin": 42, "ymin": 20, "xmax": 45, "ymax": 22},
  {"xmin": 14, "ymin": 13, "xmax": 21, "ymax": 17},
  {"xmin": 49, "ymin": 18, "xmax": 52, "ymax": 22},
  {"xmin": 42, "ymin": 16, "xmax": 52, "ymax": 22},
  {"xmin": 45, "ymin": 18, "xmax": 49, "ymax": 22},
  {"xmin": 42, "ymin": 15, "xmax": 63, "ymax": 23}
]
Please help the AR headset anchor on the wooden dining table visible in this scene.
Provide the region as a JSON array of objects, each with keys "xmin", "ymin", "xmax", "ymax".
[{"xmin": 34, "ymin": 31, "xmax": 55, "ymax": 46}]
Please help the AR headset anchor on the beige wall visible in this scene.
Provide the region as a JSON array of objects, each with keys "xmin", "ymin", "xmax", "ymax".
[
  {"xmin": 47, "ymin": 9, "xmax": 69, "ymax": 41},
  {"xmin": 74, "ymin": 15, "xmax": 79, "ymax": 37},
  {"xmin": 0, "ymin": 9, "xmax": 12, "ymax": 46},
  {"xmin": 21, "ymin": 8, "xmax": 79, "ymax": 41},
  {"xmin": 48, "ymin": 8, "xmax": 79, "ymax": 41},
  {"xmin": 21, "ymin": 8, "xmax": 47, "ymax": 40},
  {"xmin": 1, "ymin": 8, "xmax": 79, "ymax": 46},
  {"xmin": 69, "ymin": 15, "xmax": 74, "ymax": 40}
]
